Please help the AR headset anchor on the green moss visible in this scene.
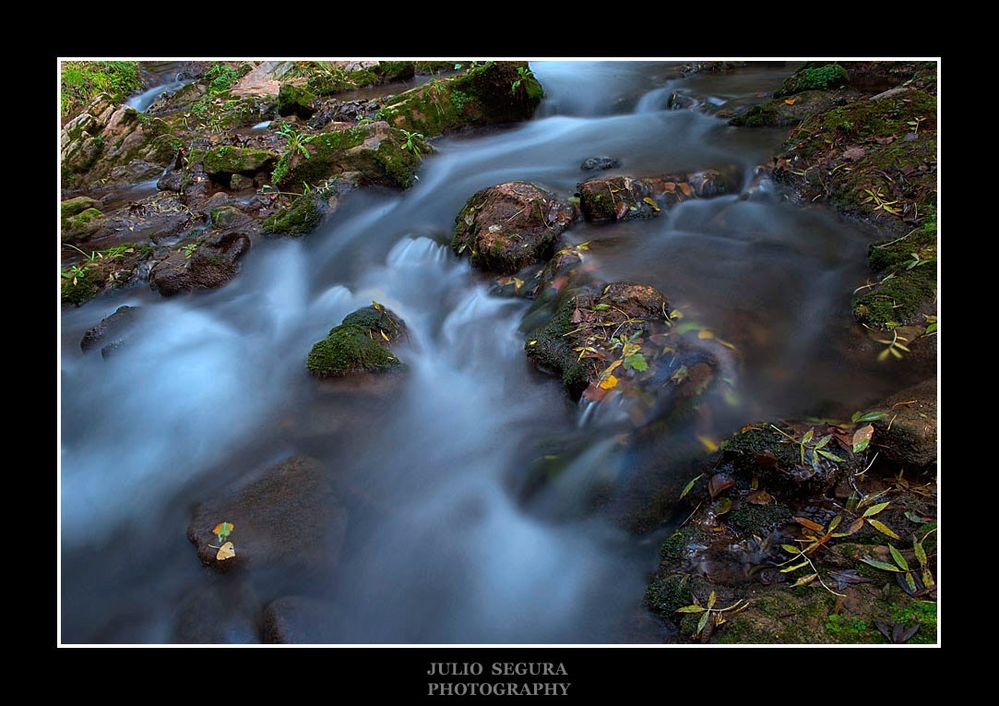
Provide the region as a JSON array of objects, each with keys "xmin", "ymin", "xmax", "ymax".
[
  {"xmin": 657, "ymin": 526, "xmax": 706, "ymax": 563},
  {"xmin": 61, "ymin": 266, "xmax": 102, "ymax": 306},
  {"xmin": 61, "ymin": 61, "xmax": 141, "ymax": 118},
  {"xmin": 645, "ymin": 573, "xmax": 713, "ymax": 620},
  {"xmin": 823, "ymin": 613, "xmax": 877, "ymax": 643},
  {"xmin": 890, "ymin": 600, "xmax": 937, "ymax": 644},
  {"xmin": 203, "ymin": 63, "xmax": 242, "ymax": 96},
  {"xmin": 525, "ymin": 294, "xmax": 592, "ymax": 399},
  {"xmin": 728, "ymin": 502, "xmax": 793, "ymax": 536},
  {"xmin": 306, "ymin": 324, "xmax": 401, "ymax": 377},
  {"xmin": 714, "ymin": 590, "xmax": 835, "ymax": 644},
  {"xmin": 61, "ymin": 197, "xmax": 101, "ymax": 219},
  {"xmin": 261, "ymin": 194, "xmax": 323, "ymax": 235},
  {"xmin": 63, "ymin": 207, "xmax": 104, "ymax": 232},
  {"xmin": 342, "ymin": 306, "xmax": 405, "ymax": 338},
  {"xmin": 852, "ymin": 227, "xmax": 936, "ymax": 328},
  {"xmin": 775, "ymin": 64, "xmax": 848, "ymax": 98},
  {"xmin": 277, "ymin": 83, "xmax": 316, "ymax": 119},
  {"xmin": 377, "ymin": 61, "xmax": 542, "ymax": 138},
  {"xmin": 193, "ymin": 146, "xmax": 276, "ymax": 177}
]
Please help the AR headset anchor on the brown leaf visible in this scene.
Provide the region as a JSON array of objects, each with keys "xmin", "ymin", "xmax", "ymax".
[
  {"xmin": 794, "ymin": 516, "xmax": 825, "ymax": 532},
  {"xmin": 708, "ymin": 473, "xmax": 734, "ymax": 498}
]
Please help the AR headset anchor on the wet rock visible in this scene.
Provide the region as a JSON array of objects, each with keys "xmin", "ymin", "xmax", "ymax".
[
  {"xmin": 853, "ymin": 225, "xmax": 936, "ymax": 329},
  {"xmin": 309, "ymin": 99, "xmax": 379, "ymax": 128},
  {"xmin": 80, "ymin": 305, "xmax": 141, "ymax": 357},
  {"xmin": 717, "ymin": 422, "xmax": 860, "ymax": 497},
  {"xmin": 187, "ymin": 455, "xmax": 348, "ymax": 576},
  {"xmin": 229, "ymin": 173, "xmax": 254, "ymax": 191},
  {"xmin": 307, "ymin": 304, "xmax": 408, "ymax": 378},
  {"xmin": 578, "ymin": 170, "xmax": 736, "ymax": 223},
  {"xmin": 729, "ymin": 89, "xmax": 853, "ymax": 128},
  {"xmin": 666, "ymin": 92, "xmax": 698, "ymax": 110},
  {"xmin": 171, "ymin": 580, "xmax": 262, "ymax": 644},
  {"xmin": 532, "ymin": 241, "xmax": 601, "ymax": 298},
  {"xmin": 272, "ymin": 121, "xmax": 426, "ymax": 190},
  {"xmin": 451, "ymin": 181, "xmax": 575, "ymax": 274},
  {"xmin": 261, "ymin": 174, "xmax": 361, "ymax": 236},
  {"xmin": 85, "ymin": 191, "xmax": 194, "ymax": 247},
  {"xmin": 61, "ymin": 244, "xmax": 156, "ymax": 307},
  {"xmin": 525, "ymin": 281, "xmax": 670, "ymax": 400},
  {"xmin": 148, "ymin": 231, "xmax": 250, "ymax": 296},
  {"xmin": 872, "ymin": 378, "xmax": 937, "ymax": 468},
  {"xmin": 580, "ymin": 156, "xmax": 620, "ymax": 172},
  {"xmin": 377, "ymin": 61, "xmax": 542, "ymax": 138},
  {"xmin": 261, "ymin": 596, "xmax": 342, "ymax": 644},
  {"xmin": 277, "ymin": 83, "xmax": 317, "ymax": 120}
]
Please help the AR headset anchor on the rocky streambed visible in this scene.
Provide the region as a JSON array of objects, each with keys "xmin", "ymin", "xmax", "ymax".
[{"xmin": 60, "ymin": 59, "xmax": 937, "ymax": 644}]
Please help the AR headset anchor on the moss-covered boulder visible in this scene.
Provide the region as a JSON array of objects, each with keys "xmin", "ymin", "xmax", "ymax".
[
  {"xmin": 525, "ymin": 282, "xmax": 670, "ymax": 400},
  {"xmin": 272, "ymin": 122, "xmax": 426, "ymax": 190},
  {"xmin": 61, "ymin": 242, "xmax": 156, "ymax": 307},
  {"xmin": 451, "ymin": 181, "xmax": 575, "ymax": 274},
  {"xmin": 578, "ymin": 170, "xmax": 736, "ymax": 223},
  {"xmin": 189, "ymin": 146, "xmax": 277, "ymax": 182},
  {"xmin": 307, "ymin": 304, "xmax": 407, "ymax": 378},
  {"xmin": 61, "ymin": 196, "xmax": 101, "ymax": 219},
  {"xmin": 774, "ymin": 63, "xmax": 849, "ymax": 98},
  {"xmin": 261, "ymin": 193, "xmax": 323, "ymax": 235},
  {"xmin": 61, "ymin": 207, "xmax": 105, "ymax": 242},
  {"xmin": 376, "ymin": 61, "xmax": 542, "ymax": 138},
  {"xmin": 277, "ymin": 83, "xmax": 317, "ymax": 119}
]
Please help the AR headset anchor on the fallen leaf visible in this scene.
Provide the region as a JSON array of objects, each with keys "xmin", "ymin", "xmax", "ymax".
[
  {"xmin": 842, "ymin": 146, "xmax": 866, "ymax": 161},
  {"xmin": 708, "ymin": 473, "xmax": 734, "ymax": 498},
  {"xmin": 795, "ymin": 516, "xmax": 825, "ymax": 533},
  {"xmin": 746, "ymin": 489, "xmax": 773, "ymax": 505},
  {"xmin": 599, "ymin": 374, "xmax": 619, "ymax": 390},
  {"xmin": 852, "ymin": 424, "xmax": 874, "ymax": 453},
  {"xmin": 212, "ymin": 522, "xmax": 234, "ymax": 543},
  {"xmin": 784, "ymin": 98, "xmax": 797, "ymax": 105},
  {"xmin": 698, "ymin": 435, "xmax": 720, "ymax": 453},
  {"xmin": 216, "ymin": 541, "xmax": 236, "ymax": 561}
]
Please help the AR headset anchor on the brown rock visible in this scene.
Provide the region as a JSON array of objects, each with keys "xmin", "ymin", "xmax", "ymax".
[{"xmin": 872, "ymin": 378, "xmax": 937, "ymax": 468}]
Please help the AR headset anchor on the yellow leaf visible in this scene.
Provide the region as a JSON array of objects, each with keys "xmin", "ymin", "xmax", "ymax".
[
  {"xmin": 216, "ymin": 541, "xmax": 236, "ymax": 561},
  {"xmin": 697, "ymin": 435, "xmax": 719, "ymax": 453},
  {"xmin": 697, "ymin": 330, "xmax": 715, "ymax": 340},
  {"xmin": 784, "ymin": 98, "xmax": 796, "ymax": 105},
  {"xmin": 599, "ymin": 375, "xmax": 619, "ymax": 390},
  {"xmin": 642, "ymin": 197, "xmax": 661, "ymax": 212},
  {"xmin": 379, "ymin": 329, "xmax": 389, "ymax": 341}
]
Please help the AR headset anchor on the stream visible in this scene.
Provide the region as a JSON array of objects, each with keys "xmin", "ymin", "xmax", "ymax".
[{"xmin": 60, "ymin": 61, "xmax": 921, "ymax": 643}]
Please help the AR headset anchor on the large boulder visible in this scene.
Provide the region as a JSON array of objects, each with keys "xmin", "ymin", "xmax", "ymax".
[
  {"xmin": 271, "ymin": 121, "xmax": 427, "ymax": 190},
  {"xmin": 376, "ymin": 61, "xmax": 542, "ymax": 138},
  {"xmin": 148, "ymin": 232, "xmax": 250, "ymax": 296},
  {"xmin": 187, "ymin": 145, "xmax": 278, "ymax": 184},
  {"xmin": 307, "ymin": 304, "xmax": 408, "ymax": 378},
  {"xmin": 451, "ymin": 182, "xmax": 576, "ymax": 274},
  {"xmin": 186, "ymin": 456, "xmax": 348, "ymax": 576}
]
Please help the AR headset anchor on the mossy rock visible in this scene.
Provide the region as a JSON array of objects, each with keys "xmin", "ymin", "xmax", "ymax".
[
  {"xmin": 645, "ymin": 572, "xmax": 714, "ymax": 621},
  {"xmin": 277, "ymin": 83, "xmax": 317, "ymax": 119},
  {"xmin": 852, "ymin": 225, "xmax": 936, "ymax": 329},
  {"xmin": 191, "ymin": 146, "xmax": 277, "ymax": 179},
  {"xmin": 525, "ymin": 292, "xmax": 594, "ymax": 399},
  {"xmin": 62, "ymin": 207, "xmax": 104, "ymax": 233},
  {"xmin": 61, "ymin": 196, "xmax": 101, "ymax": 219},
  {"xmin": 261, "ymin": 193, "xmax": 324, "ymax": 236},
  {"xmin": 729, "ymin": 90, "xmax": 845, "ymax": 128},
  {"xmin": 306, "ymin": 305, "xmax": 407, "ymax": 378},
  {"xmin": 657, "ymin": 526, "xmax": 709, "ymax": 564},
  {"xmin": 774, "ymin": 64, "xmax": 849, "ymax": 98},
  {"xmin": 376, "ymin": 61, "xmax": 542, "ymax": 138},
  {"xmin": 272, "ymin": 124, "xmax": 425, "ymax": 190},
  {"xmin": 727, "ymin": 502, "xmax": 793, "ymax": 536}
]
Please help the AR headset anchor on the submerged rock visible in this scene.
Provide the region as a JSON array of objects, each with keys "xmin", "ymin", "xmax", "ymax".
[
  {"xmin": 307, "ymin": 304, "xmax": 407, "ymax": 378},
  {"xmin": 580, "ymin": 156, "xmax": 621, "ymax": 172},
  {"xmin": 451, "ymin": 181, "xmax": 576, "ymax": 274},
  {"xmin": 261, "ymin": 596, "xmax": 342, "ymax": 644},
  {"xmin": 187, "ymin": 455, "xmax": 348, "ymax": 576},
  {"xmin": 578, "ymin": 170, "xmax": 736, "ymax": 222},
  {"xmin": 80, "ymin": 305, "xmax": 141, "ymax": 357},
  {"xmin": 148, "ymin": 231, "xmax": 250, "ymax": 296}
]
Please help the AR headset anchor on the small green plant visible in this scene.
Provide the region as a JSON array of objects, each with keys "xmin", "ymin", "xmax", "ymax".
[
  {"xmin": 180, "ymin": 243, "xmax": 199, "ymax": 258},
  {"xmin": 511, "ymin": 65, "xmax": 534, "ymax": 94},
  {"xmin": 860, "ymin": 527, "xmax": 936, "ymax": 594},
  {"xmin": 676, "ymin": 591, "xmax": 749, "ymax": 637},
  {"xmin": 277, "ymin": 123, "xmax": 316, "ymax": 159},
  {"xmin": 769, "ymin": 425, "xmax": 845, "ymax": 468},
  {"xmin": 204, "ymin": 64, "xmax": 240, "ymax": 96},
  {"xmin": 400, "ymin": 129, "xmax": 425, "ymax": 157},
  {"xmin": 62, "ymin": 264, "xmax": 88, "ymax": 286}
]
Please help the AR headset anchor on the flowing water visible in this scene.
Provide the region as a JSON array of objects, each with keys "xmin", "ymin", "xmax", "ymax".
[{"xmin": 60, "ymin": 61, "xmax": 921, "ymax": 643}]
